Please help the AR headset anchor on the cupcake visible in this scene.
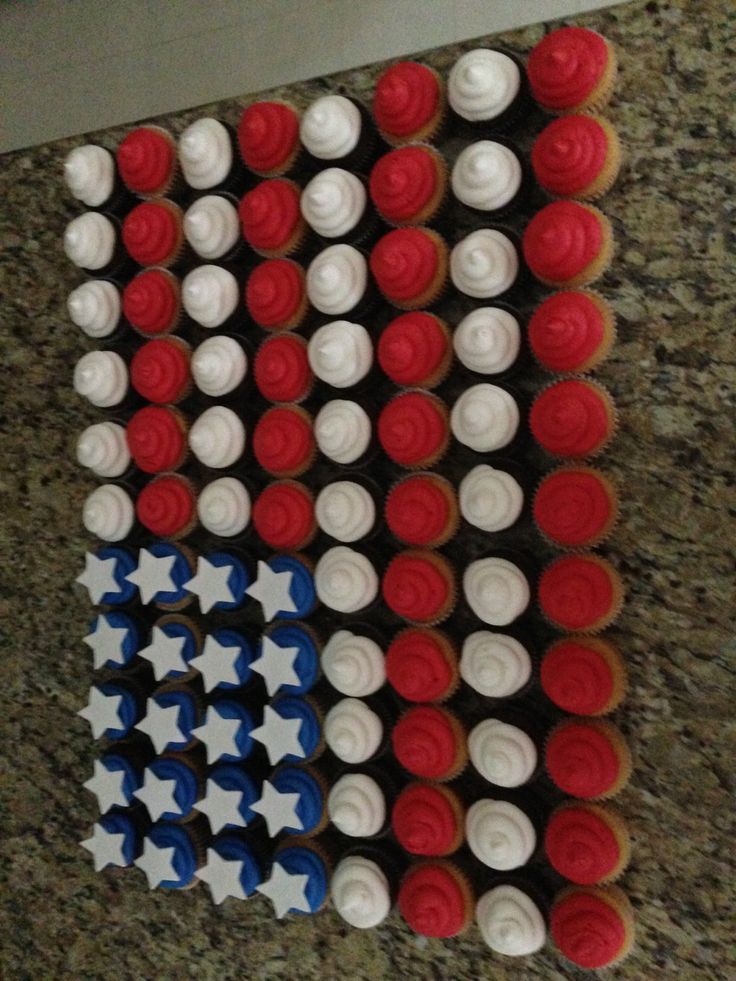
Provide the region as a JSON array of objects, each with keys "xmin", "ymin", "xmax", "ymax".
[
  {"xmin": 245, "ymin": 258, "xmax": 309, "ymax": 331},
  {"xmin": 259, "ymin": 841, "xmax": 330, "ymax": 916},
  {"xmin": 301, "ymin": 168, "xmax": 373, "ymax": 243},
  {"xmin": 331, "ymin": 853, "xmax": 392, "ymax": 928},
  {"xmin": 458, "ymin": 465, "xmax": 524, "ymax": 532},
  {"xmin": 188, "ymin": 405, "xmax": 246, "ymax": 470},
  {"xmin": 300, "ymin": 94, "xmax": 376, "ymax": 171},
  {"xmin": 185, "ymin": 551, "xmax": 250, "ymax": 614},
  {"xmin": 475, "ymin": 884, "xmax": 546, "ymax": 956},
  {"xmin": 450, "ymin": 384, "xmax": 520, "ymax": 453},
  {"xmin": 82, "ymin": 484, "xmax": 135, "ymax": 542},
  {"xmin": 370, "ymin": 227, "xmax": 448, "ymax": 309},
  {"xmin": 239, "ymin": 178, "xmax": 306, "ymax": 258},
  {"xmin": 385, "ymin": 474, "xmax": 458, "ymax": 548},
  {"xmin": 73, "ymin": 350, "xmax": 128, "ymax": 408},
  {"xmin": 122, "ymin": 200, "xmax": 185, "ymax": 268},
  {"xmin": 541, "ymin": 636, "xmax": 627, "ymax": 716},
  {"xmin": 315, "ymin": 400, "xmax": 372, "ymax": 466},
  {"xmin": 451, "ymin": 140, "xmax": 525, "ymax": 217},
  {"xmin": 466, "ymin": 799, "xmax": 537, "ymax": 871},
  {"xmin": 377, "ymin": 311, "xmax": 452, "ymax": 388},
  {"xmin": 453, "ymin": 306, "xmax": 521, "ymax": 376},
  {"xmin": 392, "ymin": 783, "xmax": 465, "ymax": 856},
  {"xmin": 550, "ymin": 885, "xmax": 635, "ymax": 970},
  {"xmin": 314, "ymin": 546, "xmax": 379, "ymax": 614},
  {"xmin": 385, "ymin": 627, "xmax": 458, "ymax": 703},
  {"xmin": 307, "ymin": 319, "xmax": 373, "ymax": 389},
  {"xmin": 83, "ymin": 611, "xmax": 140, "ymax": 671},
  {"xmin": 328, "ymin": 772, "xmax": 387, "ymax": 838},
  {"xmin": 134, "ymin": 754, "xmax": 203, "ymax": 822},
  {"xmin": 468, "ymin": 717, "xmax": 538, "ymax": 789},
  {"xmin": 183, "ymin": 193, "xmax": 241, "ymax": 261},
  {"xmin": 138, "ymin": 614, "xmax": 200, "ymax": 680},
  {"xmin": 189, "ymin": 628, "xmax": 254, "ymax": 693},
  {"xmin": 269, "ymin": 765, "xmax": 328, "ymax": 836},
  {"xmin": 77, "ymin": 422, "xmax": 131, "ymax": 480},
  {"xmin": 527, "ymin": 26, "xmax": 618, "ymax": 114},
  {"xmin": 135, "ymin": 684, "xmax": 201, "ymax": 754},
  {"xmin": 320, "ymin": 629, "xmax": 385, "ymax": 697},
  {"xmin": 398, "ymin": 861, "xmax": 474, "ymax": 937},
  {"xmin": 255, "ymin": 623, "xmax": 320, "ymax": 697},
  {"xmin": 545, "ymin": 801, "xmax": 631, "ymax": 885},
  {"xmin": 178, "ymin": 118, "xmax": 238, "ymax": 191},
  {"xmin": 314, "ymin": 480, "xmax": 376, "ymax": 543},
  {"xmin": 324, "ymin": 698, "xmax": 383, "ymax": 764},
  {"xmin": 76, "ymin": 546, "xmax": 138, "ymax": 606},
  {"xmin": 252, "ymin": 481, "xmax": 316, "ymax": 550},
  {"xmin": 135, "ymin": 821, "xmax": 203, "ymax": 890},
  {"xmin": 463, "ymin": 556, "xmax": 531, "ymax": 627},
  {"xmin": 130, "ymin": 337, "xmax": 191, "ymax": 405},
  {"xmin": 528, "ymin": 290, "xmax": 616, "ymax": 373},
  {"xmin": 191, "ymin": 335, "xmax": 247, "ymax": 399},
  {"xmin": 182, "ymin": 265, "xmax": 240, "ymax": 330},
  {"xmin": 135, "ymin": 474, "xmax": 197, "ymax": 540},
  {"xmin": 369, "ymin": 145, "xmax": 447, "ymax": 226},
  {"xmin": 252, "ymin": 696, "xmax": 322, "ymax": 765},
  {"xmin": 197, "ymin": 477, "xmax": 251, "ymax": 539},
  {"xmin": 306, "ymin": 244, "xmax": 369, "ymax": 318},
  {"xmin": 450, "ymin": 228, "xmax": 519, "ymax": 299},
  {"xmin": 125, "ymin": 542, "xmax": 197, "ymax": 610},
  {"xmin": 252, "ymin": 405, "xmax": 315, "ymax": 478},
  {"xmin": 77, "ymin": 681, "xmax": 143, "ymax": 740},
  {"xmin": 459, "ymin": 631, "xmax": 532, "ymax": 699},
  {"xmin": 532, "ymin": 114, "xmax": 622, "ymax": 200},
  {"xmin": 448, "ymin": 48, "xmax": 527, "ymax": 131},
  {"xmin": 83, "ymin": 749, "xmax": 141, "ymax": 811},
  {"xmin": 523, "ymin": 201, "xmax": 614, "ymax": 288},
  {"xmin": 383, "ymin": 550, "xmax": 456, "ymax": 626},
  {"xmin": 195, "ymin": 764, "xmax": 259, "ymax": 832},
  {"xmin": 392, "ymin": 705, "xmax": 467, "ymax": 781},
  {"xmin": 67, "ymin": 280, "xmax": 122, "ymax": 340},
  {"xmin": 192, "ymin": 699, "xmax": 255, "ymax": 764},
  {"xmin": 81, "ymin": 812, "xmax": 140, "ymax": 871},
  {"xmin": 122, "ymin": 268, "xmax": 181, "ymax": 337},
  {"xmin": 64, "ymin": 144, "xmax": 125, "ymax": 210},
  {"xmin": 539, "ymin": 553, "xmax": 623, "ymax": 632},
  {"xmin": 246, "ymin": 556, "xmax": 317, "ymax": 622},
  {"xmin": 530, "ymin": 378, "xmax": 616, "ymax": 458},
  {"xmin": 126, "ymin": 405, "xmax": 189, "ymax": 474},
  {"xmin": 198, "ymin": 835, "xmax": 262, "ymax": 903},
  {"xmin": 117, "ymin": 125, "xmax": 179, "ymax": 197},
  {"xmin": 378, "ymin": 390, "xmax": 449, "ymax": 468},
  {"xmin": 238, "ymin": 100, "xmax": 303, "ymax": 177},
  {"xmin": 372, "ymin": 61, "xmax": 446, "ymax": 145},
  {"xmin": 63, "ymin": 212, "xmax": 121, "ymax": 273},
  {"xmin": 534, "ymin": 466, "xmax": 619, "ymax": 548},
  {"xmin": 545, "ymin": 718, "xmax": 632, "ymax": 799}
]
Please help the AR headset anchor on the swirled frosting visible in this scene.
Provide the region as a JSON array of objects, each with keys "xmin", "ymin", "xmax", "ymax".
[
  {"xmin": 252, "ymin": 407, "xmax": 315, "ymax": 476},
  {"xmin": 238, "ymin": 101, "xmax": 300, "ymax": 175},
  {"xmin": 377, "ymin": 312, "xmax": 450, "ymax": 387},
  {"xmin": 538, "ymin": 554, "xmax": 619, "ymax": 632},
  {"xmin": 315, "ymin": 546, "xmax": 378, "ymax": 613},
  {"xmin": 178, "ymin": 118, "xmax": 233, "ymax": 189},
  {"xmin": 545, "ymin": 720, "xmax": 626, "ymax": 798},
  {"xmin": 541, "ymin": 638, "xmax": 619, "ymax": 716},
  {"xmin": 308, "ymin": 320, "xmax": 373, "ymax": 387},
  {"xmin": 116, "ymin": 126, "xmax": 174, "ymax": 194},
  {"xmin": 328, "ymin": 773, "xmax": 385, "ymax": 837},
  {"xmin": 468, "ymin": 718, "xmax": 537, "ymax": 787},
  {"xmin": 458, "ymin": 465, "xmax": 523, "ymax": 532},
  {"xmin": 453, "ymin": 307, "xmax": 521, "ymax": 374},
  {"xmin": 448, "ymin": 49, "xmax": 521, "ymax": 122},
  {"xmin": 382, "ymin": 551, "xmax": 454, "ymax": 625},
  {"xmin": 254, "ymin": 335, "xmax": 312, "ymax": 402},
  {"xmin": 460, "ymin": 631, "xmax": 531, "ymax": 697},
  {"xmin": 450, "ymin": 229, "xmax": 519, "ymax": 298},
  {"xmin": 76, "ymin": 422, "xmax": 130, "ymax": 478},
  {"xmin": 321, "ymin": 629, "xmax": 385, "ymax": 696},
  {"xmin": 238, "ymin": 178, "xmax": 302, "ymax": 253},
  {"xmin": 301, "ymin": 168, "xmax": 366, "ymax": 238},
  {"xmin": 67, "ymin": 280, "xmax": 121, "ymax": 338},
  {"xmin": 306, "ymin": 244, "xmax": 367, "ymax": 315},
  {"xmin": 64, "ymin": 145, "xmax": 115, "ymax": 206},
  {"xmin": 331, "ymin": 856, "xmax": 391, "ymax": 929},
  {"xmin": 184, "ymin": 194, "xmax": 240, "ymax": 259},
  {"xmin": 136, "ymin": 474, "xmax": 195, "ymax": 537},
  {"xmin": 369, "ymin": 146, "xmax": 444, "ymax": 223},
  {"xmin": 64, "ymin": 213, "xmax": 116, "ymax": 270},
  {"xmin": 122, "ymin": 201, "xmax": 181, "ymax": 266},
  {"xmin": 182, "ymin": 265, "xmax": 239, "ymax": 328},
  {"xmin": 188, "ymin": 406, "xmax": 245, "ymax": 468},
  {"xmin": 370, "ymin": 227, "xmax": 445, "ymax": 305},
  {"xmin": 463, "ymin": 557, "xmax": 530, "ymax": 626},
  {"xmin": 452, "ymin": 141, "xmax": 522, "ymax": 212},
  {"xmin": 198, "ymin": 477, "xmax": 251, "ymax": 537},
  {"xmin": 531, "ymin": 114, "xmax": 611, "ymax": 196},
  {"xmin": 246, "ymin": 258, "xmax": 306, "ymax": 329},
  {"xmin": 398, "ymin": 862, "xmax": 468, "ymax": 938},
  {"xmin": 122, "ymin": 269, "xmax": 179, "ymax": 336},
  {"xmin": 522, "ymin": 201, "xmax": 606, "ymax": 285},
  {"xmin": 392, "ymin": 705, "xmax": 461, "ymax": 780},
  {"xmin": 315, "ymin": 481, "xmax": 375, "ymax": 542},
  {"xmin": 466, "ymin": 799, "xmax": 536, "ymax": 870},
  {"xmin": 82, "ymin": 484, "xmax": 135, "ymax": 542},
  {"xmin": 324, "ymin": 698, "xmax": 383, "ymax": 763},
  {"xmin": 392, "ymin": 783, "xmax": 462, "ymax": 855},
  {"xmin": 130, "ymin": 338, "xmax": 191, "ymax": 404},
  {"xmin": 530, "ymin": 379, "xmax": 613, "ymax": 458},
  {"xmin": 550, "ymin": 886, "xmax": 631, "ymax": 969},
  {"xmin": 450, "ymin": 384, "xmax": 519, "ymax": 453},
  {"xmin": 534, "ymin": 467, "xmax": 615, "ymax": 547},
  {"xmin": 126, "ymin": 406, "xmax": 185, "ymax": 473},
  {"xmin": 476, "ymin": 885, "xmax": 546, "ymax": 956},
  {"xmin": 528, "ymin": 26, "xmax": 610, "ymax": 111},
  {"xmin": 378, "ymin": 392, "xmax": 448, "ymax": 467},
  {"xmin": 191, "ymin": 335, "xmax": 247, "ymax": 397},
  {"xmin": 315, "ymin": 400, "xmax": 371, "ymax": 464},
  {"xmin": 385, "ymin": 475, "xmax": 455, "ymax": 547},
  {"xmin": 528, "ymin": 291, "xmax": 610, "ymax": 373},
  {"xmin": 545, "ymin": 803, "xmax": 625, "ymax": 884},
  {"xmin": 300, "ymin": 95, "xmax": 361, "ymax": 160},
  {"xmin": 373, "ymin": 61, "xmax": 442, "ymax": 141},
  {"xmin": 252, "ymin": 482, "xmax": 315, "ymax": 550},
  {"xmin": 73, "ymin": 350, "xmax": 128, "ymax": 407}
]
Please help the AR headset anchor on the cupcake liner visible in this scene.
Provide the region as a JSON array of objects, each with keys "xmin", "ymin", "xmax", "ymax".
[
  {"xmin": 240, "ymin": 99, "xmax": 306, "ymax": 179},
  {"xmin": 532, "ymin": 465, "xmax": 620, "ymax": 550},
  {"xmin": 573, "ymin": 41, "xmax": 619, "ymax": 115},
  {"xmin": 545, "ymin": 718, "xmax": 633, "ymax": 801},
  {"xmin": 155, "ymin": 199, "xmax": 189, "ymax": 270},
  {"xmin": 142, "ymin": 125, "xmax": 185, "ymax": 199},
  {"xmin": 546, "ymin": 800, "xmax": 631, "ymax": 885},
  {"xmin": 535, "ymin": 204, "xmax": 614, "ymax": 289},
  {"xmin": 568, "ymin": 116, "xmax": 623, "ymax": 201},
  {"xmin": 254, "ymin": 405, "xmax": 317, "ymax": 479},
  {"xmin": 149, "ymin": 473, "xmax": 199, "ymax": 542}
]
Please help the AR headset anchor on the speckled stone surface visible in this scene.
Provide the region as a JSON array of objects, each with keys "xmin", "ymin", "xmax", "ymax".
[{"xmin": 1, "ymin": 0, "xmax": 734, "ymax": 978}]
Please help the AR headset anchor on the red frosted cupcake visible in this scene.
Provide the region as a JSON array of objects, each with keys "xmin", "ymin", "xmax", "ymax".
[
  {"xmin": 369, "ymin": 146, "xmax": 448, "ymax": 226},
  {"xmin": 523, "ymin": 200, "xmax": 613, "ymax": 288},
  {"xmin": 528, "ymin": 290, "xmax": 615, "ymax": 373},
  {"xmin": 122, "ymin": 268, "xmax": 181, "ymax": 337},
  {"xmin": 532, "ymin": 115, "xmax": 622, "ymax": 200},
  {"xmin": 122, "ymin": 200, "xmax": 185, "ymax": 268},
  {"xmin": 528, "ymin": 27, "xmax": 618, "ymax": 114},
  {"xmin": 126, "ymin": 406, "xmax": 188, "ymax": 474},
  {"xmin": 545, "ymin": 801, "xmax": 631, "ymax": 885},
  {"xmin": 239, "ymin": 178, "xmax": 306, "ymax": 258},
  {"xmin": 530, "ymin": 379, "xmax": 616, "ymax": 458},
  {"xmin": 245, "ymin": 258, "xmax": 309, "ymax": 331},
  {"xmin": 252, "ymin": 480, "xmax": 316, "ymax": 550},
  {"xmin": 370, "ymin": 227, "xmax": 449, "ymax": 309},
  {"xmin": 378, "ymin": 391, "xmax": 449, "ymax": 468},
  {"xmin": 392, "ymin": 705, "xmax": 467, "ymax": 781},
  {"xmin": 254, "ymin": 334, "xmax": 313, "ymax": 403},
  {"xmin": 393, "ymin": 784, "xmax": 465, "ymax": 856},
  {"xmin": 386, "ymin": 627, "xmax": 459, "ymax": 703},
  {"xmin": 252, "ymin": 405, "xmax": 315, "ymax": 478},
  {"xmin": 385, "ymin": 474, "xmax": 458, "ymax": 547},
  {"xmin": 238, "ymin": 100, "xmax": 302, "ymax": 177},
  {"xmin": 130, "ymin": 337, "xmax": 191, "ymax": 404},
  {"xmin": 373, "ymin": 62, "xmax": 446, "ymax": 145},
  {"xmin": 533, "ymin": 466, "xmax": 619, "ymax": 548},
  {"xmin": 377, "ymin": 312, "xmax": 452, "ymax": 388},
  {"xmin": 541, "ymin": 636, "xmax": 627, "ymax": 716},
  {"xmin": 136, "ymin": 473, "xmax": 197, "ymax": 539},
  {"xmin": 539, "ymin": 554, "xmax": 623, "ymax": 633},
  {"xmin": 383, "ymin": 550, "xmax": 456, "ymax": 626},
  {"xmin": 551, "ymin": 885, "xmax": 635, "ymax": 970},
  {"xmin": 545, "ymin": 718, "xmax": 632, "ymax": 800},
  {"xmin": 398, "ymin": 861, "xmax": 474, "ymax": 937},
  {"xmin": 116, "ymin": 126, "xmax": 178, "ymax": 197}
]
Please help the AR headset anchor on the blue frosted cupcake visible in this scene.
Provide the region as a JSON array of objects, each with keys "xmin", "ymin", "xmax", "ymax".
[
  {"xmin": 254, "ymin": 623, "xmax": 321, "ymax": 696},
  {"xmin": 135, "ymin": 821, "xmax": 204, "ymax": 890},
  {"xmin": 78, "ymin": 680, "xmax": 144, "ymax": 740},
  {"xmin": 261, "ymin": 841, "xmax": 330, "ymax": 915},
  {"xmin": 81, "ymin": 811, "xmax": 140, "ymax": 871},
  {"xmin": 135, "ymin": 754, "xmax": 203, "ymax": 822},
  {"xmin": 135, "ymin": 684, "xmax": 201, "ymax": 754},
  {"xmin": 84, "ymin": 611, "xmax": 140, "ymax": 670},
  {"xmin": 193, "ymin": 699, "xmax": 255, "ymax": 764},
  {"xmin": 84, "ymin": 750, "xmax": 141, "ymax": 812},
  {"xmin": 186, "ymin": 551, "xmax": 251, "ymax": 614},
  {"xmin": 271, "ymin": 765, "xmax": 328, "ymax": 836},
  {"xmin": 125, "ymin": 543, "xmax": 196, "ymax": 610},
  {"xmin": 271, "ymin": 556, "xmax": 317, "ymax": 619},
  {"xmin": 139, "ymin": 615, "xmax": 202, "ymax": 682},
  {"xmin": 271, "ymin": 695, "xmax": 323, "ymax": 762},
  {"xmin": 196, "ymin": 764, "xmax": 260, "ymax": 833},
  {"xmin": 199, "ymin": 834, "xmax": 263, "ymax": 903},
  {"xmin": 76, "ymin": 546, "xmax": 137, "ymax": 606},
  {"xmin": 190, "ymin": 628, "xmax": 254, "ymax": 693}
]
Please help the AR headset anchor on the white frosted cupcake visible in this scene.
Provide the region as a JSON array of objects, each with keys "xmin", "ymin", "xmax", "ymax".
[
  {"xmin": 468, "ymin": 718, "xmax": 537, "ymax": 787},
  {"xmin": 450, "ymin": 229, "xmax": 519, "ymax": 298},
  {"xmin": 188, "ymin": 406, "xmax": 245, "ymax": 469},
  {"xmin": 448, "ymin": 49, "xmax": 524, "ymax": 128},
  {"xmin": 198, "ymin": 477, "xmax": 251, "ymax": 537},
  {"xmin": 306, "ymin": 244, "xmax": 368, "ymax": 316},
  {"xmin": 463, "ymin": 556, "xmax": 530, "ymax": 626},
  {"xmin": 184, "ymin": 194, "xmax": 240, "ymax": 260},
  {"xmin": 451, "ymin": 384, "xmax": 519, "ymax": 453},
  {"xmin": 182, "ymin": 265, "xmax": 239, "ymax": 328},
  {"xmin": 64, "ymin": 212, "xmax": 118, "ymax": 271},
  {"xmin": 301, "ymin": 168, "xmax": 368, "ymax": 240},
  {"xmin": 301, "ymin": 95, "xmax": 366, "ymax": 165},
  {"xmin": 321, "ymin": 629, "xmax": 385, "ymax": 696},
  {"xmin": 466, "ymin": 799, "xmax": 537, "ymax": 871},
  {"xmin": 328, "ymin": 773, "xmax": 386, "ymax": 837},
  {"xmin": 460, "ymin": 632, "xmax": 531, "ymax": 698},
  {"xmin": 453, "ymin": 307, "xmax": 521, "ymax": 375},
  {"xmin": 475, "ymin": 885, "xmax": 546, "ymax": 956},
  {"xmin": 82, "ymin": 484, "xmax": 135, "ymax": 542},
  {"xmin": 315, "ymin": 400, "xmax": 372, "ymax": 465},
  {"xmin": 76, "ymin": 422, "xmax": 130, "ymax": 478},
  {"xmin": 324, "ymin": 697, "xmax": 383, "ymax": 764},
  {"xmin": 67, "ymin": 281, "xmax": 122, "ymax": 339},
  {"xmin": 178, "ymin": 118, "xmax": 235, "ymax": 190},
  {"xmin": 332, "ymin": 855, "xmax": 392, "ymax": 928},
  {"xmin": 451, "ymin": 141, "xmax": 524, "ymax": 215},
  {"xmin": 315, "ymin": 481, "xmax": 375, "ymax": 542},
  {"xmin": 73, "ymin": 351, "xmax": 128, "ymax": 408},
  {"xmin": 64, "ymin": 145, "xmax": 116, "ymax": 208},
  {"xmin": 307, "ymin": 320, "xmax": 373, "ymax": 388},
  {"xmin": 191, "ymin": 335, "xmax": 247, "ymax": 397},
  {"xmin": 315, "ymin": 546, "xmax": 378, "ymax": 613},
  {"xmin": 459, "ymin": 465, "xmax": 524, "ymax": 532}
]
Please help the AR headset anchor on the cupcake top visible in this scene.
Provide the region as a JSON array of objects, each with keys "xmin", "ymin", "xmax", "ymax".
[
  {"xmin": 252, "ymin": 481, "xmax": 314, "ymax": 550},
  {"xmin": 64, "ymin": 144, "xmax": 115, "ymax": 207},
  {"xmin": 450, "ymin": 384, "xmax": 519, "ymax": 453},
  {"xmin": 183, "ymin": 194, "xmax": 240, "ymax": 259},
  {"xmin": 306, "ymin": 244, "xmax": 367, "ymax": 316},
  {"xmin": 178, "ymin": 118, "xmax": 233, "ymax": 190},
  {"xmin": 125, "ymin": 542, "xmax": 193, "ymax": 606},
  {"xmin": 73, "ymin": 350, "xmax": 128, "ymax": 408},
  {"xmin": 301, "ymin": 168, "xmax": 366, "ymax": 238},
  {"xmin": 238, "ymin": 100, "xmax": 301, "ymax": 175},
  {"xmin": 78, "ymin": 682, "xmax": 140, "ymax": 740},
  {"xmin": 82, "ymin": 484, "xmax": 135, "ymax": 542},
  {"xmin": 385, "ymin": 475, "xmax": 455, "ymax": 547},
  {"xmin": 463, "ymin": 556, "xmax": 530, "ymax": 626},
  {"xmin": 377, "ymin": 312, "xmax": 450, "ymax": 387},
  {"xmin": 196, "ymin": 766, "xmax": 259, "ymax": 833},
  {"xmin": 67, "ymin": 280, "xmax": 121, "ymax": 339},
  {"xmin": 466, "ymin": 799, "xmax": 536, "ymax": 871},
  {"xmin": 475, "ymin": 885, "xmax": 546, "ymax": 956},
  {"xmin": 541, "ymin": 637, "xmax": 621, "ymax": 716},
  {"xmin": 83, "ymin": 611, "xmax": 139, "ymax": 671},
  {"xmin": 138, "ymin": 619, "xmax": 199, "ymax": 680},
  {"xmin": 331, "ymin": 855, "xmax": 391, "ymax": 929},
  {"xmin": 522, "ymin": 200, "xmax": 608, "ymax": 285},
  {"xmin": 135, "ymin": 822, "xmax": 199, "ymax": 890},
  {"xmin": 300, "ymin": 95, "xmax": 361, "ymax": 160},
  {"xmin": 81, "ymin": 813, "xmax": 138, "ymax": 872},
  {"xmin": 259, "ymin": 844, "xmax": 328, "ymax": 916},
  {"xmin": 378, "ymin": 391, "xmax": 448, "ymax": 467},
  {"xmin": 239, "ymin": 178, "xmax": 302, "ymax": 254},
  {"xmin": 459, "ymin": 465, "xmax": 524, "ymax": 533},
  {"xmin": 135, "ymin": 689, "xmax": 199, "ymax": 754},
  {"xmin": 328, "ymin": 773, "xmax": 386, "ymax": 837},
  {"xmin": 545, "ymin": 802, "xmax": 627, "ymax": 885},
  {"xmin": 76, "ymin": 547, "xmax": 137, "ymax": 606},
  {"xmin": 186, "ymin": 552, "xmax": 250, "ymax": 614},
  {"xmin": 530, "ymin": 379, "xmax": 614, "ymax": 458},
  {"xmin": 545, "ymin": 720, "xmax": 627, "ymax": 799},
  {"xmin": 370, "ymin": 227, "xmax": 445, "ymax": 306},
  {"xmin": 252, "ymin": 406, "xmax": 315, "ymax": 477},
  {"xmin": 373, "ymin": 61, "xmax": 442, "ymax": 142},
  {"xmin": 382, "ymin": 551, "xmax": 454, "ymax": 625},
  {"xmin": 321, "ymin": 628, "xmax": 385, "ymax": 696},
  {"xmin": 198, "ymin": 477, "xmax": 250, "ymax": 539},
  {"xmin": 398, "ymin": 862, "xmax": 469, "ymax": 938},
  {"xmin": 385, "ymin": 627, "xmax": 456, "ymax": 703},
  {"xmin": 246, "ymin": 258, "xmax": 307, "ymax": 329},
  {"xmin": 468, "ymin": 718, "xmax": 537, "ymax": 787},
  {"xmin": 369, "ymin": 145, "xmax": 445, "ymax": 224},
  {"xmin": 197, "ymin": 835, "xmax": 262, "ymax": 903},
  {"xmin": 532, "ymin": 114, "xmax": 614, "ymax": 197},
  {"xmin": 448, "ymin": 49, "xmax": 521, "ymax": 122},
  {"xmin": 191, "ymin": 335, "xmax": 247, "ymax": 397},
  {"xmin": 453, "ymin": 307, "xmax": 521, "ymax": 375},
  {"xmin": 315, "ymin": 480, "xmax": 375, "ymax": 542},
  {"xmin": 190, "ymin": 628, "xmax": 253, "ymax": 692},
  {"xmin": 528, "ymin": 26, "xmax": 612, "ymax": 111},
  {"xmin": 392, "ymin": 705, "xmax": 461, "ymax": 780},
  {"xmin": 315, "ymin": 546, "xmax": 378, "ymax": 613},
  {"xmin": 189, "ymin": 405, "xmax": 245, "ymax": 469},
  {"xmin": 254, "ymin": 624, "xmax": 319, "ymax": 697},
  {"xmin": 539, "ymin": 554, "xmax": 620, "ymax": 632},
  {"xmin": 392, "ymin": 783, "xmax": 461, "ymax": 856},
  {"xmin": 136, "ymin": 474, "xmax": 196, "ymax": 538},
  {"xmin": 324, "ymin": 697, "xmax": 383, "ymax": 764},
  {"xmin": 460, "ymin": 631, "xmax": 531, "ymax": 698},
  {"xmin": 451, "ymin": 141, "xmax": 522, "ymax": 212},
  {"xmin": 64, "ymin": 212, "xmax": 116, "ymax": 270},
  {"xmin": 130, "ymin": 338, "xmax": 191, "ymax": 404},
  {"xmin": 534, "ymin": 466, "xmax": 616, "ymax": 547},
  {"xmin": 550, "ymin": 886, "xmax": 632, "ymax": 969},
  {"xmin": 126, "ymin": 405, "xmax": 186, "ymax": 474},
  {"xmin": 76, "ymin": 421, "xmax": 130, "ymax": 478},
  {"xmin": 315, "ymin": 400, "xmax": 371, "ymax": 465},
  {"xmin": 83, "ymin": 753, "xmax": 140, "ymax": 812},
  {"xmin": 182, "ymin": 264, "xmax": 239, "ymax": 329},
  {"xmin": 246, "ymin": 556, "xmax": 317, "ymax": 622},
  {"xmin": 117, "ymin": 126, "xmax": 175, "ymax": 194},
  {"xmin": 192, "ymin": 700, "xmax": 255, "ymax": 764},
  {"xmin": 307, "ymin": 320, "xmax": 373, "ymax": 388},
  {"xmin": 450, "ymin": 229, "xmax": 519, "ymax": 298},
  {"xmin": 528, "ymin": 290, "xmax": 612, "ymax": 373},
  {"xmin": 252, "ymin": 696, "xmax": 321, "ymax": 764},
  {"xmin": 122, "ymin": 201, "xmax": 181, "ymax": 266},
  {"xmin": 269, "ymin": 766, "xmax": 325, "ymax": 836},
  {"xmin": 255, "ymin": 335, "xmax": 313, "ymax": 403},
  {"xmin": 134, "ymin": 757, "xmax": 200, "ymax": 822},
  {"xmin": 122, "ymin": 269, "xmax": 179, "ymax": 336}
]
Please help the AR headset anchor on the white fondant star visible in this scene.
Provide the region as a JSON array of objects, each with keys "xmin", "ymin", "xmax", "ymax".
[
  {"xmin": 125, "ymin": 547, "xmax": 177, "ymax": 605},
  {"xmin": 192, "ymin": 706, "xmax": 243, "ymax": 764},
  {"xmin": 251, "ymin": 635, "xmax": 301, "ymax": 696},
  {"xmin": 185, "ymin": 556, "xmax": 236, "ymax": 614},
  {"xmin": 198, "ymin": 848, "xmax": 250, "ymax": 904},
  {"xmin": 135, "ymin": 697, "xmax": 186, "ymax": 754},
  {"xmin": 190, "ymin": 634, "xmax": 242, "ymax": 692},
  {"xmin": 135, "ymin": 838, "xmax": 178, "ymax": 889},
  {"xmin": 251, "ymin": 779, "xmax": 303, "ymax": 837},
  {"xmin": 80, "ymin": 822, "xmax": 128, "ymax": 872},
  {"xmin": 133, "ymin": 767, "xmax": 181, "ymax": 821},
  {"xmin": 76, "ymin": 551, "xmax": 120, "ymax": 605},
  {"xmin": 246, "ymin": 560, "xmax": 297, "ymax": 622},
  {"xmin": 257, "ymin": 861, "xmax": 310, "ymax": 918},
  {"xmin": 195, "ymin": 778, "xmax": 247, "ymax": 834},
  {"xmin": 83, "ymin": 614, "xmax": 130, "ymax": 670},
  {"xmin": 77, "ymin": 686, "xmax": 123, "ymax": 739},
  {"xmin": 250, "ymin": 705, "xmax": 304, "ymax": 765},
  {"xmin": 83, "ymin": 759, "xmax": 129, "ymax": 812},
  {"xmin": 138, "ymin": 626, "xmax": 188, "ymax": 681}
]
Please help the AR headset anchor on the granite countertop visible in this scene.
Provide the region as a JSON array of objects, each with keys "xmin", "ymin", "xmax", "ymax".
[{"xmin": 1, "ymin": 0, "xmax": 734, "ymax": 977}]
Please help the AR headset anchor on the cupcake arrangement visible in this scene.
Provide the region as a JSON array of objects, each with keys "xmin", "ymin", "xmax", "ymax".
[{"xmin": 70, "ymin": 24, "xmax": 633, "ymax": 970}]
